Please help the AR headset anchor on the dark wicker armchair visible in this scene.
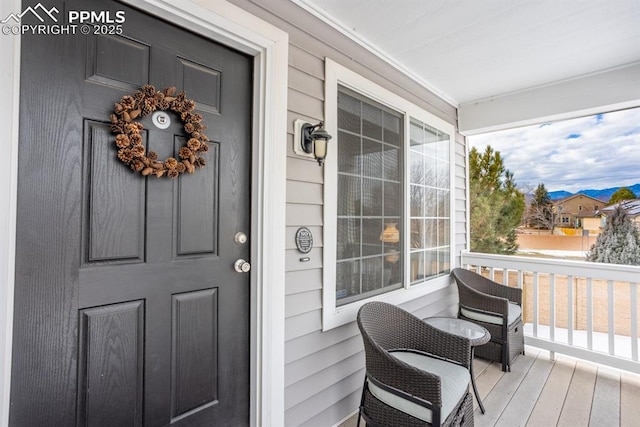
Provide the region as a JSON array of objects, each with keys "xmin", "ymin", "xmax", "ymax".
[
  {"xmin": 451, "ymin": 268, "xmax": 525, "ymax": 372},
  {"xmin": 356, "ymin": 301, "xmax": 474, "ymax": 427}
]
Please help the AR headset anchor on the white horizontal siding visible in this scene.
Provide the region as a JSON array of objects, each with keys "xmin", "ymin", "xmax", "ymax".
[
  {"xmin": 226, "ymin": 1, "xmax": 466, "ymax": 425},
  {"xmin": 455, "ymin": 135, "xmax": 469, "ymax": 260},
  {"xmin": 287, "ymin": 371, "xmax": 363, "ymax": 426},
  {"xmin": 285, "ymin": 248, "xmax": 322, "ymax": 272},
  {"xmin": 288, "ymin": 88, "xmax": 324, "ymax": 118},
  {"xmin": 285, "ymin": 204, "xmax": 323, "ymax": 227},
  {"xmin": 285, "ymin": 268, "xmax": 322, "ymax": 295},
  {"xmin": 284, "ymin": 353, "xmax": 363, "ymax": 410},
  {"xmin": 285, "ymin": 310, "xmax": 322, "ymax": 341},
  {"xmin": 284, "ymin": 323, "xmax": 360, "ymax": 364},
  {"xmin": 287, "ymin": 156, "xmax": 324, "ymax": 183},
  {"xmin": 286, "ymin": 181, "xmax": 323, "ymax": 204},
  {"xmin": 285, "ymin": 290, "xmax": 322, "ymax": 318},
  {"xmin": 285, "ymin": 335, "xmax": 363, "ymax": 387},
  {"xmin": 299, "ymin": 390, "xmax": 361, "ymax": 427},
  {"xmin": 289, "ymin": 66, "xmax": 325, "ymax": 100}
]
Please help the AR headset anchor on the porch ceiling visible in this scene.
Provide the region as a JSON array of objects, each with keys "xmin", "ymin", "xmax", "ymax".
[{"xmin": 295, "ymin": 0, "xmax": 640, "ymax": 122}]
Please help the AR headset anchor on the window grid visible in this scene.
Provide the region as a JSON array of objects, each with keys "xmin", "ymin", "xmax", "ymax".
[
  {"xmin": 409, "ymin": 119, "xmax": 451, "ymax": 284},
  {"xmin": 336, "ymin": 88, "xmax": 403, "ymax": 306}
]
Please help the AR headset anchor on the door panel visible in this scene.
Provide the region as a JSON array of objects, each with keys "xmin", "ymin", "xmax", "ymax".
[
  {"xmin": 171, "ymin": 289, "xmax": 218, "ymax": 419},
  {"xmin": 175, "ymin": 139, "xmax": 219, "ymax": 257},
  {"xmin": 82, "ymin": 120, "xmax": 147, "ymax": 264},
  {"xmin": 12, "ymin": 1, "xmax": 252, "ymax": 425},
  {"xmin": 86, "ymin": 33, "xmax": 151, "ymax": 91},
  {"xmin": 77, "ymin": 301, "xmax": 145, "ymax": 427}
]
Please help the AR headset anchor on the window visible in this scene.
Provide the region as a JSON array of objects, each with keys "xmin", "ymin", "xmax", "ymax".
[
  {"xmin": 335, "ymin": 89, "xmax": 404, "ymax": 306},
  {"xmin": 409, "ymin": 119, "xmax": 450, "ymax": 284},
  {"xmin": 578, "ymin": 205, "xmax": 583, "ymax": 211},
  {"xmin": 594, "ymin": 205, "xmax": 599, "ymax": 211},
  {"xmin": 323, "ymin": 59, "xmax": 454, "ymax": 330}
]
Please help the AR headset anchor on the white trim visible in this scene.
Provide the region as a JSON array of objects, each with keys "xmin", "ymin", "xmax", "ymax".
[
  {"xmin": 332, "ymin": 408, "xmax": 359, "ymax": 427},
  {"xmin": 0, "ymin": 0, "xmax": 21, "ymax": 424},
  {"xmin": 525, "ymin": 336, "xmax": 640, "ymax": 375},
  {"xmin": 323, "ymin": 59, "xmax": 455, "ymax": 331},
  {"xmin": 3, "ymin": 0, "xmax": 288, "ymax": 425},
  {"xmin": 464, "ymin": 133, "xmax": 471, "ymax": 260},
  {"xmin": 290, "ymin": 0, "xmax": 458, "ymax": 108},
  {"xmin": 459, "ymin": 62, "xmax": 640, "ymax": 135}
]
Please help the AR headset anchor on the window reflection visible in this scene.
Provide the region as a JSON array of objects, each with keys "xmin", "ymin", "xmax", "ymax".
[
  {"xmin": 336, "ymin": 88, "xmax": 403, "ymax": 306},
  {"xmin": 409, "ymin": 119, "xmax": 451, "ymax": 284},
  {"xmin": 335, "ymin": 88, "xmax": 452, "ymax": 305}
]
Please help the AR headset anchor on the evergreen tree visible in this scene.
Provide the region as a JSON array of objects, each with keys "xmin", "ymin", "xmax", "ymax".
[
  {"xmin": 469, "ymin": 146, "xmax": 525, "ymax": 254},
  {"xmin": 608, "ymin": 187, "xmax": 636, "ymax": 205},
  {"xmin": 528, "ymin": 183, "xmax": 553, "ymax": 229},
  {"xmin": 587, "ymin": 205, "xmax": 640, "ymax": 265},
  {"xmin": 532, "ymin": 183, "xmax": 551, "ymax": 205}
]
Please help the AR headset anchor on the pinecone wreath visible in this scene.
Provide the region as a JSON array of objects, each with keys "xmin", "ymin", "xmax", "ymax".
[{"xmin": 110, "ymin": 85, "xmax": 209, "ymax": 178}]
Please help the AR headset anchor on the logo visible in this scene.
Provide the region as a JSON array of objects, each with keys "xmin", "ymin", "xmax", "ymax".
[
  {"xmin": 68, "ymin": 10, "xmax": 125, "ymax": 24},
  {"xmin": 2, "ymin": 3, "xmax": 126, "ymax": 36},
  {"xmin": 1, "ymin": 3, "xmax": 59, "ymax": 24}
]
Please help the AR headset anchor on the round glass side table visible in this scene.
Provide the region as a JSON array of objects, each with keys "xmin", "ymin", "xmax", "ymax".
[{"xmin": 424, "ymin": 317, "xmax": 491, "ymax": 413}]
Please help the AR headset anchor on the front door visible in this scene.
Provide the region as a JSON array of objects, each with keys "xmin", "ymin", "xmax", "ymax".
[{"xmin": 11, "ymin": 1, "xmax": 252, "ymax": 425}]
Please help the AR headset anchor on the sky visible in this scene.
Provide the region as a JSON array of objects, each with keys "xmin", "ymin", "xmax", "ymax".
[{"xmin": 469, "ymin": 107, "xmax": 640, "ymax": 194}]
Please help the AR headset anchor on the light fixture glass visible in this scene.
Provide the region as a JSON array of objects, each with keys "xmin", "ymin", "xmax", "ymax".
[
  {"xmin": 301, "ymin": 121, "xmax": 332, "ymax": 166},
  {"xmin": 312, "ymin": 136, "xmax": 327, "ymax": 161}
]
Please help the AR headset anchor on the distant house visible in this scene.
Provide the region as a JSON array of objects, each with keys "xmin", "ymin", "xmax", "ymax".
[
  {"xmin": 552, "ymin": 193, "xmax": 603, "ymax": 228},
  {"xmin": 596, "ymin": 199, "xmax": 640, "ymax": 228}
]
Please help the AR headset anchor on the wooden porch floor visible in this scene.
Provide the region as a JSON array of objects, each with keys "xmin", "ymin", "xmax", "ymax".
[{"xmin": 340, "ymin": 345, "xmax": 640, "ymax": 427}]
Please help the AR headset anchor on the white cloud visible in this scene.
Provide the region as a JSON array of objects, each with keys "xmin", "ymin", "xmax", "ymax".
[{"xmin": 469, "ymin": 107, "xmax": 640, "ymax": 193}]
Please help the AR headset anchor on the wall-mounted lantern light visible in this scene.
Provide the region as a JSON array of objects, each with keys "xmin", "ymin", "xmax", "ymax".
[{"xmin": 293, "ymin": 119, "xmax": 333, "ymax": 166}]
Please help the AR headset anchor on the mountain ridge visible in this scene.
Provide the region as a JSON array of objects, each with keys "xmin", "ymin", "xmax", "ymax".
[{"xmin": 548, "ymin": 183, "xmax": 640, "ymax": 202}]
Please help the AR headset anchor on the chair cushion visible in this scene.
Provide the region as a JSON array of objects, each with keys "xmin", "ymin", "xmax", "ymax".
[
  {"xmin": 460, "ymin": 302, "xmax": 522, "ymax": 326},
  {"xmin": 367, "ymin": 351, "xmax": 470, "ymax": 424}
]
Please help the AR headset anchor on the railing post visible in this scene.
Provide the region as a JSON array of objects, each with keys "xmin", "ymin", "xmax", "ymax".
[
  {"xmin": 518, "ymin": 269, "xmax": 523, "ymax": 290},
  {"xmin": 587, "ymin": 278, "xmax": 593, "ymax": 351},
  {"xmin": 550, "ymin": 273, "xmax": 555, "ymax": 361},
  {"xmin": 533, "ymin": 272, "xmax": 539, "ymax": 338},
  {"xmin": 608, "ymin": 280, "xmax": 615, "ymax": 355},
  {"xmin": 632, "ymin": 283, "xmax": 638, "ymax": 362},
  {"xmin": 568, "ymin": 275, "xmax": 574, "ymax": 346}
]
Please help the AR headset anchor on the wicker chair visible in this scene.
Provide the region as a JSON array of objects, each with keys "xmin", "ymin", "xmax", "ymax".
[
  {"xmin": 356, "ymin": 301, "xmax": 474, "ymax": 427},
  {"xmin": 451, "ymin": 268, "xmax": 525, "ymax": 372}
]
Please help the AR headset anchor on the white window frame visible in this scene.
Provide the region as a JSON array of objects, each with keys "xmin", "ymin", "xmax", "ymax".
[{"xmin": 322, "ymin": 59, "xmax": 455, "ymax": 331}]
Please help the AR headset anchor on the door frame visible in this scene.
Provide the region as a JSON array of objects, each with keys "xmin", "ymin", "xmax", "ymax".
[{"xmin": 0, "ymin": 0, "xmax": 288, "ymax": 425}]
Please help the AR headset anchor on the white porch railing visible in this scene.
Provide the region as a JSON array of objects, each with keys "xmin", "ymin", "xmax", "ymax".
[{"xmin": 461, "ymin": 251, "xmax": 640, "ymax": 374}]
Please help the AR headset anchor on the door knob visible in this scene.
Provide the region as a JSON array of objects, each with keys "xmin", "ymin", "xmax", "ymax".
[{"xmin": 234, "ymin": 259, "xmax": 251, "ymax": 273}]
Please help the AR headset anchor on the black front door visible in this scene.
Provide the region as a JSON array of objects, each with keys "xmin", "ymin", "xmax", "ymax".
[{"xmin": 12, "ymin": 1, "xmax": 252, "ymax": 425}]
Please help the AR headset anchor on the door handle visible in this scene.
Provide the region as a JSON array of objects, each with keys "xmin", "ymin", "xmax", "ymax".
[{"xmin": 234, "ymin": 259, "xmax": 251, "ymax": 273}]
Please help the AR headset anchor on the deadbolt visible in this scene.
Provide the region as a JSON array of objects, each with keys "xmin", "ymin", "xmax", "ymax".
[
  {"xmin": 151, "ymin": 111, "xmax": 171, "ymax": 129},
  {"xmin": 234, "ymin": 232, "xmax": 248, "ymax": 245},
  {"xmin": 234, "ymin": 259, "xmax": 251, "ymax": 273}
]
